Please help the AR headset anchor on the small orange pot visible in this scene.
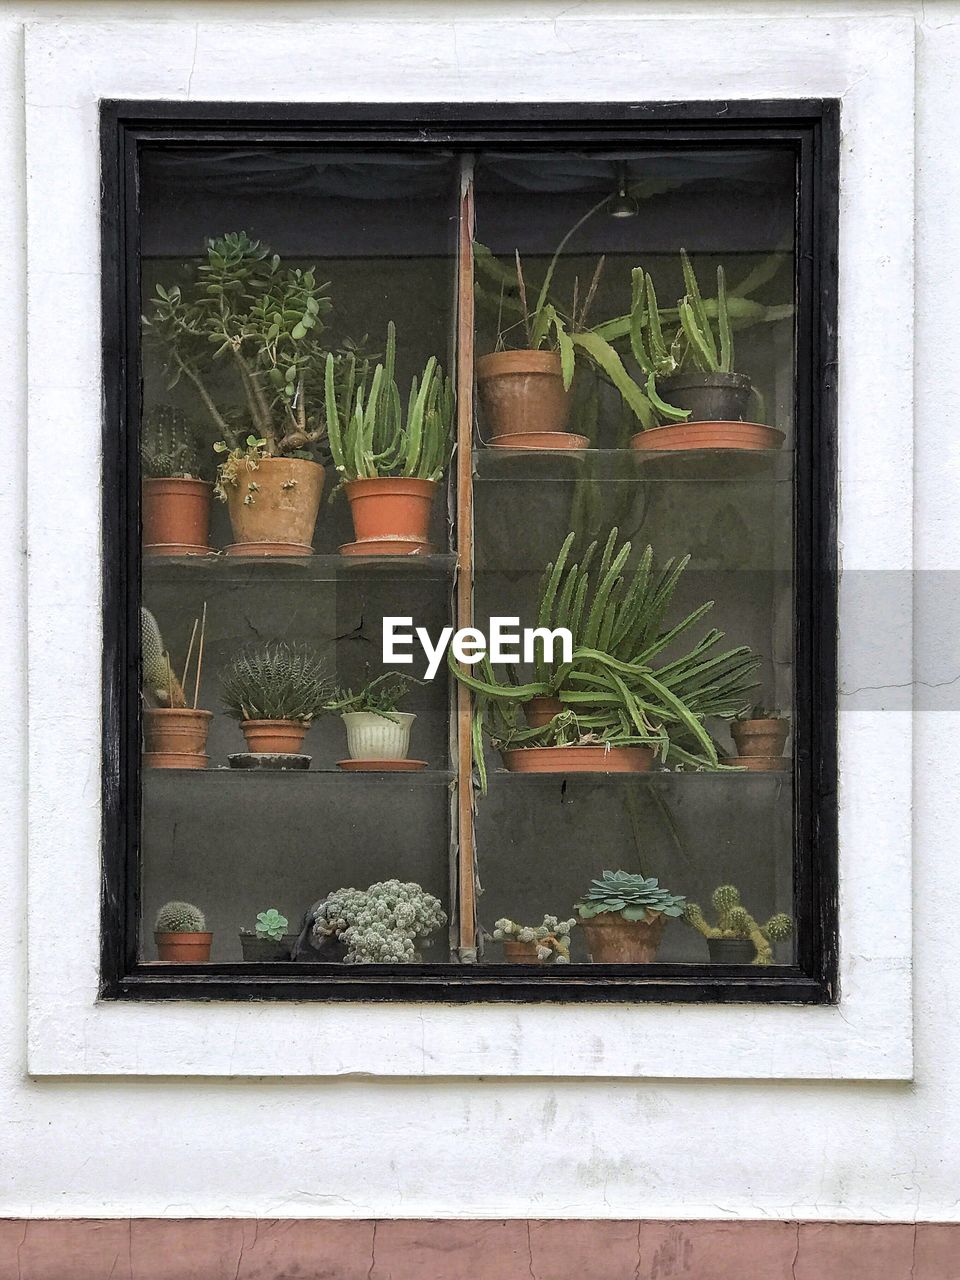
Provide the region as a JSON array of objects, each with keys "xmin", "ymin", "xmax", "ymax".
[
  {"xmin": 579, "ymin": 912, "xmax": 667, "ymax": 963},
  {"xmin": 143, "ymin": 477, "xmax": 213, "ymax": 556},
  {"xmin": 240, "ymin": 719, "xmax": 308, "ymax": 754},
  {"xmin": 476, "ymin": 350, "xmax": 573, "ymax": 439},
  {"xmin": 224, "ymin": 456, "xmax": 324, "ymax": 556},
  {"xmin": 501, "ymin": 940, "xmax": 543, "ymax": 964},
  {"xmin": 731, "ymin": 718, "xmax": 789, "ymax": 758},
  {"xmin": 143, "ymin": 708, "xmax": 212, "ymax": 769},
  {"xmin": 344, "ymin": 477, "xmax": 438, "ymax": 547},
  {"xmin": 631, "ymin": 421, "xmax": 784, "ymax": 453},
  {"xmin": 501, "ymin": 745, "xmax": 655, "ymax": 774},
  {"xmin": 524, "ymin": 696, "xmax": 564, "ymax": 729},
  {"xmin": 155, "ymin": 931, "xmax": 213, "ymax": 962}
]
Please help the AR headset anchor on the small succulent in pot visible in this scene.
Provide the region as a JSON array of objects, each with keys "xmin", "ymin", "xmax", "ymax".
[
  {"xmin": 727, "ymin": 703, "xmax": 790, "ymax": 768},
  {"xmin": 684, "ymin": 885, "xmax": 792, "ymax": 966},
  {"xmin": 221, "ymin": 642, "xmax": 332, "ymax": 755},
  {"xmin": 493, "ymin": 915, "xmax": 576, "ymax": 964},
  {"xmin": 327, "ymin": 673, "xmax": 417, "ymax": 762},
  {"xmin": 154, "ymin": 900, "xmax": 212, "ymax": 962},
  {"xmin": 141, "ymin": 606, "xmax": 212, "ymax": 769},
  {"xmin": 310, "ymin": 879, "xmax": 447, "ymax": 963},
  {"xmin": 575, "ymin": 870, "xmax": 686, "ymax": 964},
  {"xmin": 239, "ymin": 907, "xmax": 295, "ymax": 961}
]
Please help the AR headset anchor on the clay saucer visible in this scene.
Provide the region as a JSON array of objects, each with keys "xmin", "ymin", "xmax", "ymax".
[
  {"xmin": 339, "ymin": 537, "xmax": 434, "ymax": 557},
  {"xmin": 488, "ymin": 431, "xmax": 590, "ymax": 450},
  {"xmin": 337, "ymin": 759, "xmax": 429, "ymax": 772},
  {"xmin": 143, "ymin": 543, "xmax": 218, "ymax": 558},
  {"xmin": 223, "ymin": 541, "xmax": 313, "ymax": 557},
  {"xmin": 720, "ymin": 756, "xmax": 791, "ymax": 772},
  {"xmin": 631, "ymin": 421, "xmax": 785, "ymax": 453}
]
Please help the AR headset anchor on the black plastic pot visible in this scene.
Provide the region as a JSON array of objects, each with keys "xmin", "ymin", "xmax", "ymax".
[
  {"xmin": 657, "ymin": 371, "xmax": 752, "ymax": 423},
  {"xmin": 706, "ymin": 936, "xmax": 756, "ymax": 964},
  {"xmin": 239, "ymin": 932, "xmax": 298, "ymax": 961}
]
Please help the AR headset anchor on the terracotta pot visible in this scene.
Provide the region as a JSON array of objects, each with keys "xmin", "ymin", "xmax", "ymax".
[
  {"xmin": 240, "ymin": 719, "xmax": 308, "ymax": 754},
  {"xmin": 344, "ymin": 477, "xmax": 438, "ymax": 548},
  {"xmin": 501, "ymin": 939, "xmax": 544, "ymax": 964},
  {"xmin": 142, "ymin": 477, "xmax": 213, "ymax": 555},
  {"xmin": 488, "ymin": 431, "xmax": 589, "ymax": 450},
  {"xmin": 224, "ymin": 456, "xmax": 324, "ymax": 556},
  {"xmin": 707, "ymin": 936, "xmax": 756, "ymax": 964},
  {"xmin": 731, "ymin": 718, "xmax": 789, "ymax": 758},
  {"xmin": 657, "ymin": 370, "xmax": 752, "ymax": 423},
  {"xmin": 524, "ymin": 696, "xmax": 563, "ymax": 729},
  {"xmin": 579, "ymin": 912, "xmax": 667, "ymax": 963},
  {"xmin": 500, "ymin": 745, "xmax": 655, "ymax": 774},
  {"xmin": 155, "ymin": 931, "xmax": 213, "ymax": 962},
  {"xmin": 476, "ymin": 350, "xmax": 573, "ymax": 438},
  {"xmin": 143, "ymin": 708, "xmax": 212, "ymax": 769},
  {"xmin": 630, "ymin": 421, "xmax": 784, "ymax": 453}
]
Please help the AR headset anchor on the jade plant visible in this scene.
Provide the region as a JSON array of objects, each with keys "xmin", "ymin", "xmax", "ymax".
[
  {"xmin": 324, "ymin": 321, "xmax": 454, "ymax": 483},
  {"xmin": 493, "ymin": 915, "xmax": 576, "ymax": 963},
  {"xmin": 310, "ymin": 880, "xmax": 447, "ymax": 963},
  {"xmin": 155, "ymin": 901, "xmax": 206, "ymax": 933},
  {"xmin": 220, "ymin": 643, "xmax": 333, "ymax": 724},
  {"xmin": 141, "ymin": 406, "xmax": 204, "ymax": 479},
  {"xmin": 575, "ymin": 871, "xmax": 686, "ymax": 923},
  {"xmin": 683, "ymin": 885, "xmax": 793, "ymax": 965},
  {"xmin": 449, "ymin": 527, "xmax": 760, "ymax": 788},
  {"xmin": 254, "ymin": 908, "xmax": 289, "ymax": 942}
]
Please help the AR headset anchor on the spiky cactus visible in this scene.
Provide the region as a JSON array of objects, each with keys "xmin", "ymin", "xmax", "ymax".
[
  {"xmin": 220, "ymin": 642, "xmax": 332, "ymax": 723},
  {"xmin": 493, "ymin": 914, "xmax": 576, "ymax": 963},
  {"xmin": 683, "ymin": 884, "xmax": 793, "ymax": 965},
  {"xmin": 155, "ymin": 901, "xmax": 206, "ymax": 933},
  {"xmin": 141, "ymin": 607, "xmax": 185, "ymax": 707},
  {"xmin": 142, "ymin": 406, "xmax": 203, "ymax": 479}
]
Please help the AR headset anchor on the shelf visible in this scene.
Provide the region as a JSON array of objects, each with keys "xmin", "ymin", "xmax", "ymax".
[
  {"xmin": 483, "ymin": 767, "xmax": 793, "ymax": 785},
  {"xmin": 473, "ymin": 446, "xmax": 793, "ymax": 483},
  {"xmin": 144, "ymin": 766, "xmax": 457, "ymax": 786},
  {"xmin": 143, "ymin": 552, "xmax": 459, "ymax": 585}
]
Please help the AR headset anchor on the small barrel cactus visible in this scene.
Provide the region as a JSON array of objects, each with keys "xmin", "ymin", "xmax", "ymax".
[{"xmin": 155, "ymin": 901, "xmax": 206, "ymax": 934}]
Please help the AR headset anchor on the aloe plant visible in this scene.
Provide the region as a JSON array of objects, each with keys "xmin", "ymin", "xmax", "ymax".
[
  {"xmin": 220, "ymin": 643, "xmax": 333, "ymax": 723},
  {"xmin": 324, "ymin": 322, "xmax": 454, "ymax": 482},
  {"xmin": 449, "ymin": 528, "xmax": 760, "ymax": 790}
]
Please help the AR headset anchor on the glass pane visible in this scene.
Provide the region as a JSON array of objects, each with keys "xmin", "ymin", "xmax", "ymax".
[
  {"xmin": 468, "ymin": 147, "xmax": 796, "ymax": 968},
  {"xmin": 138, "ymin": 147, "xmax": 459, "ymax": 964}
]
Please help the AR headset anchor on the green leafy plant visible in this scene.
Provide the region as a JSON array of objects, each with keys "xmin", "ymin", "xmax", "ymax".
[
  {"xmin": 144, "ymin": 231, "xmax": 370, "ymax": 465},
  {"xmin": 254, "ymin": 908, "xmax": 289, "ymax": 941},
  {"xmin": 324, "ymin": 321, "xmax": 454, "ymax": 483},
  {"xmin": 141, "ymin": 406, "xmax": 204, "ymax": 479},
  {"xmin": 220, "ymin": 642, "xmax": 333, "ymax": 723},
  {"xmin": 575, "ymin": 871, "xmax": 686, "ymax": 922},
  {"xmin": 737, "ymin": 704, "xmax": 788, "ymax": 721},
  {"xmin": 310, "ymin": 880, "xmax": 447, "ymax": 963},
  {"xmin": 325, "ymin": 672, "xmax": 414, "ymax": 719},
  {"xmin": 155, "ymin": 901, "xmax": 206, "ymax": 933},
  {"xmin": 493, "ymin": 915, "xmax": 576, "ymax": 963},
  {"xmin": 684, "ymin": 885, "xmax": 793, "ymax": 965},
  {"xmin": 449, "ymin": 528, "xmax": 760, "ymax": 789}
]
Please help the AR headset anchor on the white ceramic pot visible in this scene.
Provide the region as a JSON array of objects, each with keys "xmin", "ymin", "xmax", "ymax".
[{"xmin": 341, "ymin": 711, "xmax": 415, "ymax": 760}]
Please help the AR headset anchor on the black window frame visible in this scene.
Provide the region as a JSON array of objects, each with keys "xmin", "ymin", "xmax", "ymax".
[{"xmin": 100, "ymin": 99, "xmax": 839, "ymax": 1005}]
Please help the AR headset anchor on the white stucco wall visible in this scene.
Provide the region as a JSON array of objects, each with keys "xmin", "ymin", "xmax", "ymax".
[{"xmin": 1, "ymin": 0, "xmax": 958, "ymax": 1220}]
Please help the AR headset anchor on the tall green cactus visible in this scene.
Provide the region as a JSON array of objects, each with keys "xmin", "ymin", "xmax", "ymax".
[{"xmin": 140, "ymin": 607, "xmax": 185, "ymax": 707}]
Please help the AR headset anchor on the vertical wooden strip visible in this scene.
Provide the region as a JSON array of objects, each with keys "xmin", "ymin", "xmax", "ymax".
[{"xmin": 455, "ymin": 164, "xmax": 477, "ymax": 960}]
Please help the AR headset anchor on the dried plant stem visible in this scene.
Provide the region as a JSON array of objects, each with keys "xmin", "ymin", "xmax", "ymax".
[
  {"xmin": 180, "ymin": 617, "xmax": 199, "ymax": 691},
  {"xmin": 193, "ymin": 602, "xmax": 207, "ymax": 709}
]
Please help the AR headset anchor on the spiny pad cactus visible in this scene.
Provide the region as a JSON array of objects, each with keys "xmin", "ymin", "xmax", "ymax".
[
  {"xmin": 155, "ymin": 901, "xmax": 206, "ymax": 933},
  {"xmin": 683, "ymin": 884, "xmax": 793, "ymax": 965},
  {"xmin": 141, "ymin": 608, "xmax": 186, "ymax": 707}
]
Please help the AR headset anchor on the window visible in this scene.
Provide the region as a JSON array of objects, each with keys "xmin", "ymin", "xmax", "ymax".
[{"xmin": 100, "ymin": 101, "xmax": 838, "ymax": 1002}]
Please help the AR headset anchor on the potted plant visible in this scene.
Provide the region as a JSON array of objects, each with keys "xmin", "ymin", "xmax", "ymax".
[
  {"xmin": 309, "ymin": 880, "xmax": 447, "ymax": 963},
  {"xmin": 575, "ymin": 870, "xmax": 686, "ymax": 963},
  {"xmin": 474, "ymin": 241, "xmax": 684, "ymax": 450},
  {"xmin": 492, "ymin": 915, "xmax": 575, "ymax": 964},
  {"xmin": 724, "ymin": 704, "xmax": 790, "ymax": 770},
  {"xmin": 324, "ymin": 322, "xmax": 454, "ymax": 554},
  {"xmin": 220, "ymin": 641, "xmax": 332, "ymax": 756},
  {"xmin": 450, "ymin": 528, "xmax": 760, "ymax": 788},
  {"xmin": 629, "ymin": 250, "xmax": 785, "ymax": 452},
  {"xmin": 141, "ymin": 406, "xmax": 213, "ymax": 556},
  {"xmin": 326, "ymin": 673, "xmax": 424, "ymax": 770},
  {"xmin": 684, "ymin": 885, "xmax": 793, "ymax": 964},
  {"xmin": 141, "ymin": 605, "xmax": 211, "ymax": 769},
  {"xmin": 145, "ymin": 231, "xmax": 368, "ymax": 556},
  {"xmin": 239, "ymin": 908, "xmax": 298, "ymax": 961},
  {"xmin": 154, "ymin": 901, "xmax": 212, "ymax": 962}
]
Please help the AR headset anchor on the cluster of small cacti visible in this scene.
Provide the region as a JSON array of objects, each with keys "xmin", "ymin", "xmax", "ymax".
[
  {"xmin": 493, "ymin": 915, "xmax": 576, "ymax": 963},
  {"xmin": 683, "ymin": 885, "xmax": 792, "ymax": 965},
  {"xmin": 155, "ymin": 901, "xmax": 206, "ymax": 933},
  {"xmin": 311, "ymin": 880, "xmax": 446, "ymax": 963},
  {"xmin": 140, "ymin": 607, "xmax": 186, "ymax": 707},
  {"xmin": 141, "ymin": 406, "xmax": 203, "ymax": 479}
]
